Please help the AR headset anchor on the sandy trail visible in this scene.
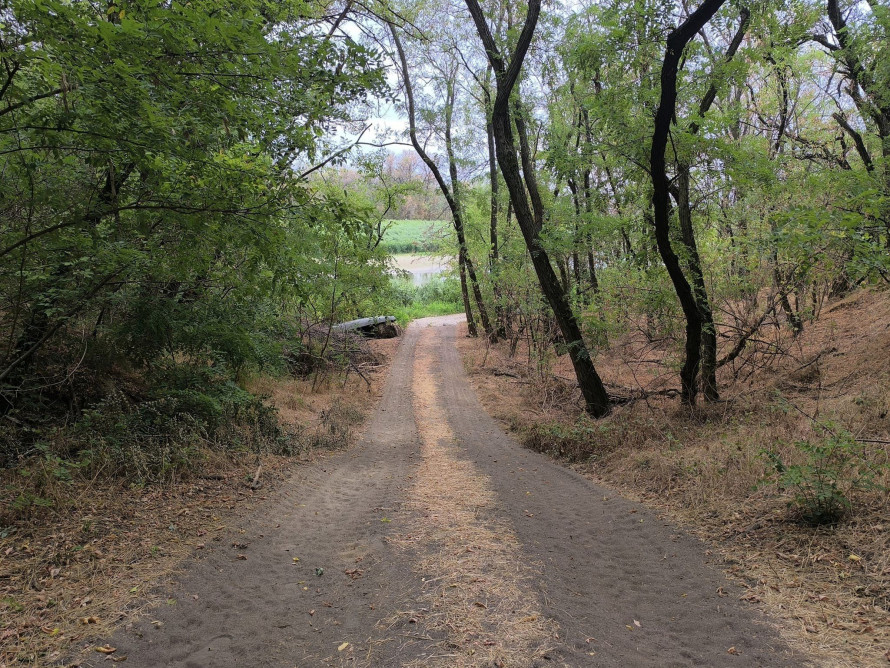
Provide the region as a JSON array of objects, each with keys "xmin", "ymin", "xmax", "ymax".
[{"xmin": 82, "ymin": 316, "xmax": 804, "ymax": 667}]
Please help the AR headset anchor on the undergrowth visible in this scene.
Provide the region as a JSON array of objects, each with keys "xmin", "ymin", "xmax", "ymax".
[
  {"xmin": 390, "ymin": 275, "xmax": 462, "ymax": 323},
  {"xmin": 761, "ymin": 427, "xmax": 886, "ymax": 525}
]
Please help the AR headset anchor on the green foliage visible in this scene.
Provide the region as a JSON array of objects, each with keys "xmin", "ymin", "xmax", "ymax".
[
  {"xmin": 71, "ymin": 364, "xmax": 283, "ymax": 482},
  {"xmin": 0, "ymin": 0, "xmax": 395, "ymax": 476},
  {"xmin": 387, "ymin": 276, "xmax": 463, "ymax": 323},
  {"xmin": 761, "ymin": 427, "xmax": 885, "ymax": 525}
]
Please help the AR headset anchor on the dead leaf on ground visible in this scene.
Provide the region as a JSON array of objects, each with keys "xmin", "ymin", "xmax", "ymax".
[{"xmin": 95, "ymin": 645, "xmax": 117, "ymax": 654}]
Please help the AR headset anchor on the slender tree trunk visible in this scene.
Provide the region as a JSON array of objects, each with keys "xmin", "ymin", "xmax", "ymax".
[
  {"xmin": 651, "ymin": 4, "xmax": 747, "ymax": 403},
  {"xmin": 464, "ymin": 0, "xmax": 611, "ymax": 417},
  {"xmin": 485, "ymin": 81, "xmax": 499, "ymax": 268},
  {"xmin": 482, "ymin": 78, "xmax": 509, "ymax": 339},
  {"xmin": 458, "ymin": 250, "xmax": 477, "ymax": 336},
  {"xmin": 558, "ymin": 257, "xmax": 571, "ymax": 297},
  {"xmin": 572, "ymin": 248, "xmax": 582, "ymax": 294},
  {"xmin": 650, "ymin": 0, "xmax": 727, "ymax": 405},
  {"xmin": 675, "ymin": 170, "xmax": 719, "ymax": 400},
  {"xmin": 566, "ymin": 178, "xmax": 586, "ymax": 302},
  {"xmin": 445, "ymin": 78, "xmax": 494, "ymax": 339},
  {"xmin": 389, "ymin": 27, "xmax": 492, "ymax": 337},
  {"xmin": 581, "ymin": 167, "xmax": 600, "ymax": 294}
]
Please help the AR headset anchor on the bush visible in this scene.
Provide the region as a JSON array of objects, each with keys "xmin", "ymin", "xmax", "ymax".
[
  {"xmin": 64, "ymin": 362, "xmax": 283, "ymax": 482},
  {"xmin": 761, "ymin": 427, "xmax": 886, "ymax": 524},
  {"xmin": 387, "ymin": 275, "xmax": 463, "ymax": 322},
  {"xmin": 523, "ymin": 419, "xmax": 615, "ymax": 463}
]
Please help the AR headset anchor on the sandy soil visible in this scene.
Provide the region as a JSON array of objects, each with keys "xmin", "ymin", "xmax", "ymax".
[{"xmin": 75, "ymin": 316, "xmax": 804, "ymax": 667}]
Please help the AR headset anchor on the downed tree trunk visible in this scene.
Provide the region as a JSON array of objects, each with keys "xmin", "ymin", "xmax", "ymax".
[{"xmin": 332, "ymin": 316, "xmax": 401, "ymax": 338}]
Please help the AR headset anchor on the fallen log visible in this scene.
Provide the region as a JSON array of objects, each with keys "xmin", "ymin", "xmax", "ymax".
[{"xmin": 332, "ymin": 316, "xmax": 401, "ymax": 338}]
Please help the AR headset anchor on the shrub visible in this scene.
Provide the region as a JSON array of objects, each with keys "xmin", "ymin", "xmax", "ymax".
[
  {"xmin": 761, "ymin": 427, "xmax": 885, "ymax": 524},
  {"xmin": 523, "ymin": 419, "xmax": 615, "ymax": 462}
]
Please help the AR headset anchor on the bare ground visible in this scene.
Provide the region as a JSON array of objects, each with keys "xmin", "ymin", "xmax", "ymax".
[
  {"xmin": 66, "ymin": 316, "xmax": 802, "ymax": 667},
  {"xmin": 456, "ymin": 287, "xmax": 890, "ymax": 667}
]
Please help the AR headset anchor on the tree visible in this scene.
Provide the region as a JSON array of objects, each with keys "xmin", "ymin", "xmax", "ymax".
[
  {"xmin": 464, "ymin": 0, "xmax": 611, "ymax": 417},
  {"xmin": 650, "ymin": 0, "xmax": 728, "ymax": 405},
  {"xmin": 0, "ymin": 0, "xmax": 387, "ymax": 419},
  {"xmin": 388, "ymin": 23, "xmax": 493, "ymax": 339}
]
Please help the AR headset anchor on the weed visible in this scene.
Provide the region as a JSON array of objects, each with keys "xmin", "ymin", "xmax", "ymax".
[
  {"xmin": 761, "ymin": 427, "xmax": 886, "ymax": 524},
  {"xmin": 523, "ymin": 419, "xmax": 615, "ymax": 463}
]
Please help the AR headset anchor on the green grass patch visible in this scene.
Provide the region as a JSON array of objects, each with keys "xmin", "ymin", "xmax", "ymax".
[
  {"xmin": 394, "ymin": 300, "xmax": 462, "ymax": 323},
  {"xmin": 381, "ymin": 219, "xmax": 449, "ymax": 254},
  {"xmin": 388, "ymin": 275, "xmax": 462, "ymax": 324}
]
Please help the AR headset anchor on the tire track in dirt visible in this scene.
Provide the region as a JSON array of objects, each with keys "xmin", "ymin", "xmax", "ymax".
[
  {"xmin": 430, "ymin": 317, "xmax": 807, "ymax": 667},
  {"xmin": 382, "ymin": 325, "xmax": 559, "ymax": 666},
  {"xmin": 78, "ymin": 315, "xmax": 808, "ymax": 667},
  {"xmin": 79, "ymin": 325, "xmax": 430, "ymax": 667}
]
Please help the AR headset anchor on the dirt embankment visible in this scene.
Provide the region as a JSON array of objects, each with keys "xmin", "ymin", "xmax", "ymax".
[{"xmin": 457, "ymin": 287, "xmax": 890, "ymax": 667}]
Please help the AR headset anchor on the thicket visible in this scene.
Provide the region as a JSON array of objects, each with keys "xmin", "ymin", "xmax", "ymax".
[
  {"xmin": 0, "ymin": 0, "xmax": 404, "ymax": 493},
  {"xmin": 389, "ymin": 275, "xmax": 464, "ymax": 321}
]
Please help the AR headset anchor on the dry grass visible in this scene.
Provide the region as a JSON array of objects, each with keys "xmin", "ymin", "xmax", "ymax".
[
  {"xmin": 383, "ymin": 329, "xmax": 559, "ymax": 668},
  {"xmin": 457, "ymin": 287, "xmax": 890, "ymax": 668},
  {"xmin": 0, "ymin": 454, "xmax": 281, "ymax": 667},
  {"xmin": 0, "ymin": 339, "xmax": 395, "ymax": 667}
]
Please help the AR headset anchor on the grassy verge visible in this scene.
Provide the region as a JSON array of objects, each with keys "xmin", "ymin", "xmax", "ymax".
[
  {"xmin": 456, "ymin": 288, "xmax": 890, "ymax": 667},
  {"xmin": 394, "ymin": 300, "xmax": 462, "ymax": 322},
  {"xmin": 389, "ymin": 276, "xmax": 462, "ymax": 325}
]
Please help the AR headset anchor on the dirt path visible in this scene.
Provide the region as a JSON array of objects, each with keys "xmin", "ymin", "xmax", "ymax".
[{"xmin": 81, "ymin": 316, "xmax": 806, "ymax": 667}]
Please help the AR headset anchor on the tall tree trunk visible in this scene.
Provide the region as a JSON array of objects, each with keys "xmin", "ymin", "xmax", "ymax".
[
  {"xmin": 675, "ymin": 171, "xmax": 719, "ymax": 400},
  {"xmin": 458, "ymin": 250, "xmax": 478, "ymax": 336},
  {"xmin": 445, "ymin": 77, "xmax": 494, "ymax": 339},
  {"xmin": 581, "ymin": 167, "xmax": 600, "ymax": 294},
  {"xmin": 650, "ymin": 0, "xmax": 727, "ymax": 405},
  {"xmin": 674, "ymin": 7, "xmax": 748, "ymax": 401},
  {"xmin": 464, "ymin": 0, "xmax": 611, "ymax": 417},
  {"xmin": 651, "ymin": 4, "xmax": 747, "ymax": 403},
  {"xmin": 482, "ymin": 77, "xmax": 509, "ymax": 339},
  {"xmin": 484, "ymin": 78, "xmax": 499, "ymax": 269}
]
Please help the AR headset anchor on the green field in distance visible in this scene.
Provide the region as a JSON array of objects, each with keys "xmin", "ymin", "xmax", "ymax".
[{"xmin": 381, "ymin": 219, "xmax": 449, "ymax": 254}]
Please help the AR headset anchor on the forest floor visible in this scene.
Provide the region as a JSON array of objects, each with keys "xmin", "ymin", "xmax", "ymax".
[
  {"xmin": 36, "ymin": 315, "xmax": 811, "ymax": 667},
  {"xmin": 458, "ymin": 287, "xmax": 890, "ymax": 668}
]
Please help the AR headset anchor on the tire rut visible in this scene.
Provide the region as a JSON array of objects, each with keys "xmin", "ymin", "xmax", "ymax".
[
  {"xmin": 430, "ymin": 319, "xmax": 807, "ymax": 668},
  {"xmin": 80, "ymin": 325, "xmax": 427, "ymax": 668},
  {"xmin": 77, "ymin": 316, "xmax": 809, "ymax": 667}
]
